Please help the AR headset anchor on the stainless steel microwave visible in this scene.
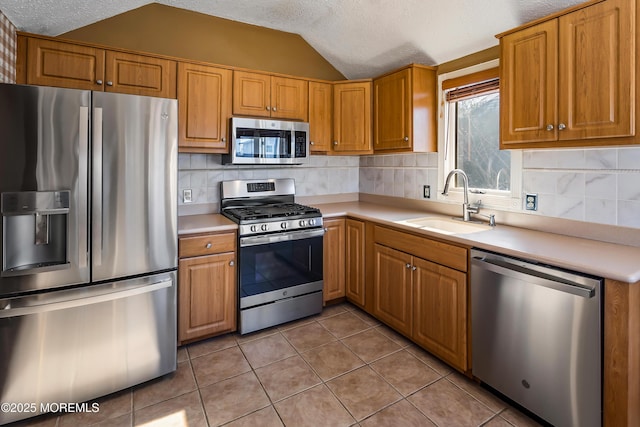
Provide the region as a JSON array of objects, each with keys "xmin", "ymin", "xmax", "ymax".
[{"xmin": 222, "ymin": 117, "xmax": 310, "ymax": 165}]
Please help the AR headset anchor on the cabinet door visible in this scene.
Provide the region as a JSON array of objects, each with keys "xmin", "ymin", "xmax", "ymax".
[
  {"xmin": 333, "ymin": 81, "xmax": 373, "ymax": 153},
  {"xmin": 412, "ymin": 257, "xmax": 467, "ymax": 371},
  {"xmin": 558, "ymin": 0, "xmax": 634, "ymax": 140},
  {"xmin": 323, "ymin": 218, "xmax": 346, "ymax": 302},
  {"xmin": 345, "ymin": 218, "xmax": 366, "ymax": 307},
  {"xmin": 372, "ymin": 244, "xmax": 413, "ymax": 336},
  {"xmin": 178, "ymin": 62, "xmax": 232, "ymax": 153},
  {"xmin": 374, "ymin": 68, "xmax": 412, "ymax": 151},
  {"xmin": 178, "ymin": 252, "xmax": 236, "ymax": 342},
  {"xmin": 233, "ymin": 71, "xmax": 271, "ymax": 117},
  {"xmin": 500, "ymin": 20, "xmax": 558, "ymax": 147},
  {"xmin": 309, "ymin": 81, "xmax": 333, "ymax": 152},
  {"xmin": 25, "ymin": 38, "xmax": 105, "ymax": 90},
  {"xmin": 271, "ymin": 76, "xmax": 308, "ymax": 121},
  {"xmin": 105, "ymin": 51, "xmax": 177, "ymax": 98}
]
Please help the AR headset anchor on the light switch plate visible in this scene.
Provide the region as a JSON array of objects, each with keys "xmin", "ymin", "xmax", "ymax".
[
  {"xmin": 525, "ymin": 193, "xmax": 538, "ymax": 211},
  {"xmin": 183, "ymin": 189, "xmax": 193, "ymax": 203}
]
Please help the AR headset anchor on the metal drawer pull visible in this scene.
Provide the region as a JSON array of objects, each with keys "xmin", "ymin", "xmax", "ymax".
[
  {"xmin": 96, "ymin": 80, "xmax": 103, "ymax": 85},
  {"xmin": 205, "ymin": 243, "xmax": 212, "ymax": 249},
  {"xmin": 229, "ymin": 261, "xmax": 235, "ymax": 266}
]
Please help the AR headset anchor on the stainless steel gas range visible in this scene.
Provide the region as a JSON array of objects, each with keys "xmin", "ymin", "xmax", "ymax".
[{"xmin": 220, "ymin": 179, "xmax": 324, "ymax": 334}]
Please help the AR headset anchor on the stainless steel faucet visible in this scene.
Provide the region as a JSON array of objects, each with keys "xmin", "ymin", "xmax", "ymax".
[{"xmin": 442, "ymin": 168, "xmax": 479, "ymax": 222}]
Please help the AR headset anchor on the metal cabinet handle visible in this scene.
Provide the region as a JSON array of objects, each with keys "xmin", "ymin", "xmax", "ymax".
[
  {"xmin": 229, "ymin": 261, "xmax": 235, "ymax": 266},
  {"xmin": 205, "ymin": 243, "xmax": 212, "ymax": 249},
  {"xmin": 106, "ymin": 81, "xmax": 113, "ymax": 86},
  {"xmin": 546, "ymin": 124, "xmax": 554, "ymax": 131},
  {"xmin": 96, "ymin": 79, "xmax": 103, "ymax": 85},
  {"xmin": 333, "ymin": 141, "xmax": 338, "ymax": 146},
  {"xmin": 412, "ymin": 266, "xmax": 417, "ymax": 271},
  {"xmin": 221, "ymin": 137, "xmax": 226, "ymax": 142},
  {"xmin": 406, "ymin": 263, "xmax": 411, "ymax": 269},
  {"xmin": 558, "ymin": 123, "xmax": 566, "ymax": 130},
  {"xmin": 310, "ymin": 141, "xmax": 315, "ymax": 145},
  {"xmin": 404, "ymin": 136, "xmax": 409, "ymax": 141},
  {"xmin": 272, "ymin": 107, "xmax": 277, "ymax": 112},
  {"xmin": 266, "ymin": 106, "xmax": 271, "ymax": 111}
]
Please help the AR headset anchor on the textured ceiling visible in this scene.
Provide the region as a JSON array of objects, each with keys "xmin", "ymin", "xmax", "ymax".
[{"xmin": 0, "ymin": 0, "xmax": 587, "ymax": 79}]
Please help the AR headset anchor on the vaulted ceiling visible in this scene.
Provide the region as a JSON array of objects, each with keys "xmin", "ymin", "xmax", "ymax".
[{"xmin": 0, "ymin": 0, "xmax": 587, "ymax": 79}]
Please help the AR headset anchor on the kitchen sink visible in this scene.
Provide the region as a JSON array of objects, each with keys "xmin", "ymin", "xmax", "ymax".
[{"xmin": 396, "ymin": 216, "xmax": 492, "ymax": 235}]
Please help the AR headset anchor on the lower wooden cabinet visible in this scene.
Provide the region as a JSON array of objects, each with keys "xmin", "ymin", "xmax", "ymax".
[
  {"xmin": 323, "ymin": 218, "xmax": 346, "ymax": 302},
  {"xmin": 345, "ymin": 218, "xmax": 366, "ymax": 306},
  {"xmin": 412, "ymin": 257, "xmax": 467, "ymax": 370},
  {"xmin": 372, "ymin": 244, "xmax": 413, "ymax": 336},
  {"xmin": 370, "ymin": 225, "xmax": 469, "ymax": 372},
  {"xmin": 178, "ymin": 232, "xmax": 237, "ymax": 344}
]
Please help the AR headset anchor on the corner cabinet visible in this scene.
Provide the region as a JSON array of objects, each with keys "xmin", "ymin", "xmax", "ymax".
[
  {"xmin": 233, "ymin": 70, "xmax": 308, "ymax": 121},
  {"xmin": 17, "ymin": 35, "xmax": 177, "ymax": 98},
  {"xmin": 499, "ymin": 0, "xmax": 635, "ymax": 148},
  {"xmin": 372, "ymin": 225, "xmax": 469, "ymax": 372},
  {"xmin": 323, "ymin": 218, "xmax": 346, "ymax": 302},
  {"xmin": 333, "ymin": 81, "xmax": 373, "ymax": 154},
  {"xmin": 178, "ymin": 231, "xmax": 237, "ymax": 344},
  {"xmin": 178, "ymin": 62, "xmax": 232, "ymax": 153},
  {"xmin": 373, "ymin": 64, "xmax": 437, "ymax": 152}
]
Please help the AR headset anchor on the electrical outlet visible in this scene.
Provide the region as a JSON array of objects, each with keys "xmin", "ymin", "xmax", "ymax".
[
  {"xmin": 423, "ymin": 185, "xmax": 431, "ymax": 199},
  {"xmin": 525, "ymin": 193, "xmax": 538, "ymax": 211},
  {"xmin": 183, "ymin": 189, "xmax": 193, "ymax": 204}
]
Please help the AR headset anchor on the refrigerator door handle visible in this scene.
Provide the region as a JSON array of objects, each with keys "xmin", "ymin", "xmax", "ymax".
[
  {"xmin": 0, "ymin": 278, "xmax": 172, "ymax": 318},
  {"xmin": 92, "ymin": 107, "xmax": 103, "ymax": 267},
  {"xmin": 78, "ymin": 106, "xmax": 89, "ymax": 269}
]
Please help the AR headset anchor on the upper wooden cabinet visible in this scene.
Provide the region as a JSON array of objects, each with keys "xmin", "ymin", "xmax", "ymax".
[
  {"xmin": 333, "ymin": 81, "xmax": 373, "ymax": 154},
  {"xmin": 178, "ymin": 62, "xmax": 232, "ymax": 153},
  {"xmin": 309, "ymin": 81, "xmax": 333, "ymax": 152},
  {"xmin": 233, "ymin": 70, "xmax": 308, "ymax": 121},
  {"xmin": 499, "ymin": 0, "xmax": 635, "ymax": 148},
  {"xmin": 373, "ymin": 64, "xmax": 437, "ymax": 152},
  {"xmin": 17, "ymin": 35, "xmax": 177, "ymax": 98}
]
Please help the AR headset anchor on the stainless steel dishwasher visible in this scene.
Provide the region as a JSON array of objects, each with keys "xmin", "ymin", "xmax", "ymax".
[{"xmin": 471, "ymin": 249, "xmax": 602, "ymax": 427}]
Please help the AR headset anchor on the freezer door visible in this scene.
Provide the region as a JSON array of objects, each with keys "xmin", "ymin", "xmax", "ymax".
[
  {"xmin": 0, "ymin": 84, "xmax": 90, "ymax": 296},
  {"xmin": 92, "ymin": 92, "xmax": 177, "ymax": 282},
  {"xmin": 0, "ymin": 271, "xmax": 177, "ymax": 424}
]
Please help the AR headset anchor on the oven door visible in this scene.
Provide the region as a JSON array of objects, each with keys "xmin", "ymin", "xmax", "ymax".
[{"xmin": 238, "ymin": 228, "xmax": 324, "ymax": 309}]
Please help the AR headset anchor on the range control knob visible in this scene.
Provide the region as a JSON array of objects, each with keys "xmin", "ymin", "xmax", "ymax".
[
  {"xmin": 299, "ymin": 220, "xmax": 306, "ymax": 227},
  {"xmin": 261, "ymin": 224, "xmax": 268, "ymax": 231},
  {"xmin": 308, "ymin": 218, "xmax": 316, "ymax": 226},
  {"xmin": 250, "ymin": 225, "xmax": 258, "ymax": 232},
  {"xmin": 281, "ymin": 222, "xmax": 288, "ymax": 229}
]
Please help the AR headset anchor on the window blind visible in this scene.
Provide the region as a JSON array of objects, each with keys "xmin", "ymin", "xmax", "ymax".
[{"xmin": 443, "ymin": 67, "xmax": 499, "ymax": 102}]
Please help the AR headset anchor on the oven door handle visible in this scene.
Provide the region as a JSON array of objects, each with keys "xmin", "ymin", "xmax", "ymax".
[{"xmin": 240, "ymin": 228, "xmax": 325, "ymax": 247}]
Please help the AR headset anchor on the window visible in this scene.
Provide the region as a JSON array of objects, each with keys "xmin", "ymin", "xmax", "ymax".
[{"xmin": 438, "ymin": 60, "xmax": 521, "ymax": 210}]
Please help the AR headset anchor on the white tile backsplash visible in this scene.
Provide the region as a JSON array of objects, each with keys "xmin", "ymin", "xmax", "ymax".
[{"xmin": 180, "ymin": 146, "xmax": 640, "ymax": 229}]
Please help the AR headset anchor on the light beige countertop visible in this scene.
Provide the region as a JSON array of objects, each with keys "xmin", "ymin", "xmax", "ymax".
[
  {"xmin": 178, "ymin": 214, "xmax": 237, "ymax": 236},
  {"xmin": 312, "ymin": 201, "xmax": 640, "ymax": 283}
]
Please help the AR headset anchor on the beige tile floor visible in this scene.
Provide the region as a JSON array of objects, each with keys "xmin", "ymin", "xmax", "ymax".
[{"xmin": 11, "ymin": 303, "xmax": 542, "ymax": 427}]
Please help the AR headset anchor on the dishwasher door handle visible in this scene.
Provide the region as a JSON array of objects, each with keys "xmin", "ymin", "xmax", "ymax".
[{"xmin": 472, "ymin": 257, "xmax": 595, "ymax": 298}]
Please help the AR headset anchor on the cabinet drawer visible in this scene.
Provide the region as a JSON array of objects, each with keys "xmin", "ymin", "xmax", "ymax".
[
  {"xmin": 374, "ymin": 225, "xmax": 468, "ymax": 272},
  {"xmin": 179, "ymin": 232, "xmax": 236, "ymax": 258}
]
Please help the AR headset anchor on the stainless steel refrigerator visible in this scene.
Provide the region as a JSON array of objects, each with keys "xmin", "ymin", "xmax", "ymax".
[{"xmin": 0, "ymin": 83, "xmax": 177, "ymax": 424}]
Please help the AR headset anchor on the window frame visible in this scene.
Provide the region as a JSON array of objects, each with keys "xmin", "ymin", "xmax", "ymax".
[{"xmin": 437, "ymin": 59, "xmax": 522, "ymax": 210}]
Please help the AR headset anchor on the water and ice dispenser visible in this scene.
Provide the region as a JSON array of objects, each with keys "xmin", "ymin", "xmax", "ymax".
[{"xmin": 1, "ymin": 191, "xmax": 70, "ymax": 276}]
